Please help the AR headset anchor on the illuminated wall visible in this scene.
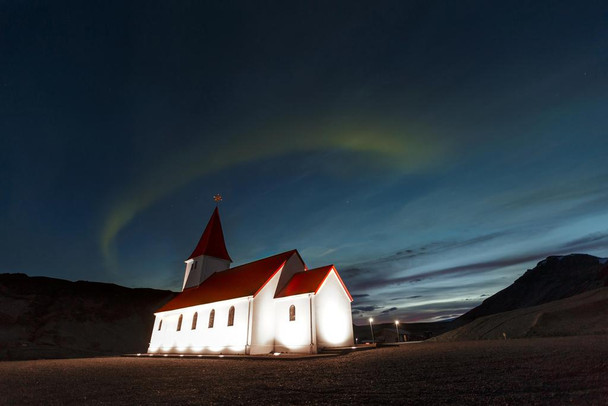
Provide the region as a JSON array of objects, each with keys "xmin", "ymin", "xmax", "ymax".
[
  {"xmin": 274, "ymin": 294, "xmax": 315, "ymax": 353},
  {"xmin": 314, "ymin": 271, "xmax": 354, "ymax": 348},
  {"xmin": 249, "ymin": 254, "xmax": 305, "ymax": 354},
  {"xmin": 148, "ymin": 296, "xmax": 250, "ymax": 354},
  {"xmin": 249, "ymin": 268, "xmax": 281, "ymax": 354}
]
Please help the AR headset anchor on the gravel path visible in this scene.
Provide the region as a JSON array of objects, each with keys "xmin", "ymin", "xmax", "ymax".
[{"xmin": 1, "ymin": 336, "xmax": 606, "ymax": 405}]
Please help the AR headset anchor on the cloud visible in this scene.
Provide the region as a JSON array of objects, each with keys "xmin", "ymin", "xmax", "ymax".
[
  {"xmin": 356, "ymin": 231, "xmax": 511, "ymax": 267},
  {"xmin": 352, "ymin": 305, "xmax": 381, "ymax": 312},
  {"xmin": 376, "ymin": 253, "xmax": 543, "ymax": 288},
  {"xmin": 345, "ymin": 230, "xmax": 608, "ymax": 295},
  {"xmin": 493, "ymin": 176, "xmax": 608, "ymax": 211},
  {"xmin": 558, "ymin": 232, "xmax": 608, "ymax": 253},
  {"xmin": 344, "ymin": 254, "xmax": 521, "ymax": 292},
  {"xmin": 421, "ymin": 312, "xmax": 466, "ymax": 322},
  {"xmin": 381, "ymin": 307, "xmax": 398, "ymax": 314}
]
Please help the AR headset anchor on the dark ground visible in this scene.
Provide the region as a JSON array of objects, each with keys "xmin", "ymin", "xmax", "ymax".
[{"xmin": 1, "ymin": 336, "xmax": 606, "ymax": 405}]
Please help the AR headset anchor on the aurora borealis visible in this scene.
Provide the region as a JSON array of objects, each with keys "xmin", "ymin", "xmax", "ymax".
[{"xmin": 2, "ymin": 1, "xmax": 608, "ymax": 323}]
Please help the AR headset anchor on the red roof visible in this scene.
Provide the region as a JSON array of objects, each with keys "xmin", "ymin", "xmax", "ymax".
[
  {"xmin": 187, "ymin": 207, "xmax": 232, "ymax": 261},
  {"xmin": 157, "ymin": 250, "xmax": 298, "ymax": 312},
  {"xmin": 275, "ymin": 265, "xmax": 353, "ymax": 301}
]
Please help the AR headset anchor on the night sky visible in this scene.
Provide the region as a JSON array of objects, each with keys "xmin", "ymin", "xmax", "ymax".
[{"xmin": 3, "ymin": 1, "xmax": 608, "ymax": 323}]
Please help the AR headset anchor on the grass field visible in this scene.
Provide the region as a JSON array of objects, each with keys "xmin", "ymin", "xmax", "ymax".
[{"xmin": 1, "ymin": 335, "xmax": 606, "ymax": 405}]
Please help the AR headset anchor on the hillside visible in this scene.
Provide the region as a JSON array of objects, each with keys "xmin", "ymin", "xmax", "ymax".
[
  {"xmin": 432, "ymin": 253, "xmax": 608, "ymax": 341},
  {"xmin": 0, "ymin": 273, "xmax": 176, "ymax": 360},
  {"xmin": 433, "ymin": 287, "xmax": 608, "ymax": 341},
  {"xmin": 456, "ymin": 254, "xmax": 608, "ymax": 325}
]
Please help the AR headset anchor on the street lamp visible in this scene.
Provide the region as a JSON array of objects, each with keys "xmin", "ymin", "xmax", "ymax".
[
  {"xmin": 395, "ymin": 320, "xmax": 400, "ymax": 342},
  {"xmin": 369, "ymin": 317, "xmax": 375, "ymax": 343}
]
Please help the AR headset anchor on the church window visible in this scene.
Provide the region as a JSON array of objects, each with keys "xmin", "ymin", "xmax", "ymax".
[
  {"xmin": 227, "ymin": 306, "xmax": 235, "ymax": 326},
  {"xmin": 208, "ymin": 309, "xmax": 215, "ymax": 328},
  {"xmin": 191, "ymin": 312, "xmax": 198, "ymax": 330},
  {"xmin": 177, "ymin": 314, "xmax": 183, "ymax": 331},
  {"xmin": 158, "ymin": 319, "xmax": 163, "ymax": 331},
  {"xmin": 289, "ymin": 305, "xmax": 296, "ymax": 321}
]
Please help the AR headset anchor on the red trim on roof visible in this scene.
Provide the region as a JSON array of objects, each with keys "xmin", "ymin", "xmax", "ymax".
[
  {"xmin": 316, "ymin": 266, "xmax": 354, "ymax": 302},
  {"xmin": 275, "ymin": 265, "xmax": 353, "ymax": 301},
  {"xmin": 187, "ymin": 207, "xmax": 232, "ymax": 262},
  {"xmin": 157, "ymin": 250, "xmax": 298, "ymax": 312},
  {"xmin": 254, "ymin": 262, "xmax": 286, "ymax": 297},
  {"xmin": 314, "ymin": 269, "xmax": 333, "ymax": 295}
]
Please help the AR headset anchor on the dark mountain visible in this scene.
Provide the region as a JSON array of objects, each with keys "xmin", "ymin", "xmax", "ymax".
[
  {"xmin": 430, "ymin": 253, "xmax": 608, "ymax": 341},
  {"xmin": 0, "ymin": 273, "xmax": 176, "ymax": 360},
  {"xmin": 456, "ymin": 254, "xmax": 608, "ymax": 325}
]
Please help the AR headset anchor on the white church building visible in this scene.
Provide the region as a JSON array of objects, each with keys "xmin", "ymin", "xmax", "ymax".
[{"xmin": 148, "ymin": 208, "xmax": 354, "ymax": 355}]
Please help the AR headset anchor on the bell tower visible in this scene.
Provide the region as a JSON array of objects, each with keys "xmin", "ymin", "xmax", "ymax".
[{"xmin": 182, "ymin": 207, "xmax": 232, "ymax": 290}]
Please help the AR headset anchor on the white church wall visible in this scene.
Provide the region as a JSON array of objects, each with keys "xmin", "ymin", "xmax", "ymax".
[
  {"xmin": 274, "ymin": 294, "xmax": 315, "ymax": 353},
  {"xmin": 148, "ymin": 313, "xmax": 175, "ymax": 352},
  {"xmin": 183, "ymin": 255, "xmax": 230, "ymax": 290},
  {"xmin": 314, "ymin": 270, "xmax": 354, "ymax": 348},
  {"xmin": 249, "ymin": 264, "xmax": 285, "ymax": 354},
  {"xmin": 148, "ymin": 296, "xmax": 250, "ymax": 354},
  {"xmin": 182, "ymin": 260, "xmax": 199, "ymax": 291}
]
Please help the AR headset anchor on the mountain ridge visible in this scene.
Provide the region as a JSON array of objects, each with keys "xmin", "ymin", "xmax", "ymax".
[
  {"xmin": 2, "ymin": 252, "xmax": 607, "ymax": 358},
  {"xmin": 455, "ymin": 253, "xmax": 608, "ymax": 325},
  {"xmin": 433, "ymin": 253, "xmax": 608, "ymax": 341},
  {"xmin": 0, "ymin": 273, "xmax": 176, "ymax": 360}
]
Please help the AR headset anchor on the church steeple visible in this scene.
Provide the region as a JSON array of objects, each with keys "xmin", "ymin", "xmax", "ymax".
[
  {"xmin": 187, "ymin": 207, "xmax": 232, "ymax": 262},
  {"xmin": 182, "ymin": 207, "xmax": 232, "ymax": 290}
]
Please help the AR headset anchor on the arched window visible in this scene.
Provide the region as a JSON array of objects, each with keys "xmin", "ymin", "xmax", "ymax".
[
  {"xmin": 191, "ymin": 312, "xmax": 198, "ymax": 330},
  {"xmin": 177, "ymin": 314, "xmax": 183, "ymax": 331},
  {"xmin": 158, "ymin": 319, "xmax": 163, "ymax": 331},
  {"xmin": 289, "ymin": 305, "xmax": 296, "ymax": 321},
  {"xmin": 208, "ymin": 309, "xmax": 215, "ymax": 328},
  {"xmin": 227, "ymin": 306, "xmax": 235, "ymax": 326}
]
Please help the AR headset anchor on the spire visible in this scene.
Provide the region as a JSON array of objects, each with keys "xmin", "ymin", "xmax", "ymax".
[{"xmin": 187, "ymin": 207, "xmax": 232, "ymax": 262}]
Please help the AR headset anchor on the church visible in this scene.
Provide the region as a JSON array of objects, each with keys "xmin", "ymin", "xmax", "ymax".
[{"xmin": 148, "ymin": 207, "xmax": 354, "ymax": 355}]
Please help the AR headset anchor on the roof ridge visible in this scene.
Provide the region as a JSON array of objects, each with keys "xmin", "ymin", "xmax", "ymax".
[
  {"xmin": 305, "ymin": 264, "xmax": 334, "ymax": 272},
  {"xmin": 156, "ymin": 250, "xmax": 299, "ymax": 312},
  {"xmin": 226, "ymin": 249, "xmax": 298, "ymax": 272}
]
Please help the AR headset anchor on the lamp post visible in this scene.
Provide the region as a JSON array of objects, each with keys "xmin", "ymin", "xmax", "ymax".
[
  {"xmin": 369, "ymin": 317, "xmax": 375, "ymax": 343},
  {"xmin": 395, "ymin": 320, "xmax": 400, "ymax": 342}
]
